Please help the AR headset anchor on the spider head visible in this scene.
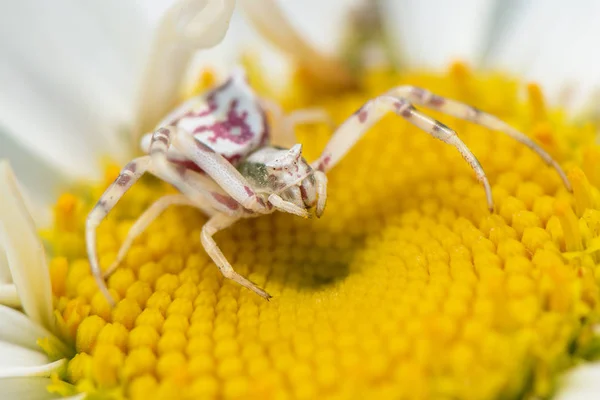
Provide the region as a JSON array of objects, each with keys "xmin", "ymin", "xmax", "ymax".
[{"xmin": 265, "ymin": 144, "xmax": 326, "ymax": 217}]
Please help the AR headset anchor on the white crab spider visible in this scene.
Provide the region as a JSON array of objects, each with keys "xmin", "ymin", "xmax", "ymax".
[{"xmin": 86, "ymin": 68, "xmax": 571, "ymax": 305}]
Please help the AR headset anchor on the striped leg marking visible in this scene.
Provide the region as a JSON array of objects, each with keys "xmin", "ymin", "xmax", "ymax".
[
  {"xmin": 86, "ymin": 127, "xmax": 245, "ymax": 305},
  {"xmin": 312, "ymin": 95, "xmax": 494, "ymax": 211},
  {"xmin": 86, "ymin": 156, "xmax": 151, "ymax": 305},
  {"xmin": 386, "ymin": 86, "xmax": 571, "ymax": 191}
]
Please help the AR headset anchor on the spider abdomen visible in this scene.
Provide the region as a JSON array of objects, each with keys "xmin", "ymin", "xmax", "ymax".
[{"xmin": 142, "ymin": 69, "xmax": 269, "ymax": 166}]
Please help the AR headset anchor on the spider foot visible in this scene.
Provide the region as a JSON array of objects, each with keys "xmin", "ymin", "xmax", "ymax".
[
  {"xmin": 235, "ymin": 275, "xmax": 272, "ymax": 300},
  {"xmin": 219, "ymin": 261, "xmax": 272, "ymax": 299}
]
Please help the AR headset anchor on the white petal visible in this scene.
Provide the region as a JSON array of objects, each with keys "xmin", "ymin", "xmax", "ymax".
[
  {"xmin": 190, "ymin": 9, "xmax": 294, "ymax": 94},
  {"xmin": 0, "ymin": 306, "xmax": 70, "ymax": 359},
  {"xmin": 381, "ymin": 0, "xmax": 497, "ymax": 69},
  {"xmin": 241, "ymin": 0, "xmax": 359, "ymax": 55},
  {"xmin": 0, "ymin": 285, "xmax": 19, "ymax": 309},
  {"xmin": 483, "ymin": 0, "xmax": 600, "ymax": 109},
  {"xmin": 0, "ymin": 130, "xmax": 70, "ymax": 222},
  {"xmin": 134, "ymin": 0, "xmax": 236, "ymax": 137},
  {"xmin": 0, "ymin": 161, "xmax": 53, "ymax": 332},
  {"xmin": 0, "ymin": 239, "xmax": 10, "ymax": 283},
  {"xmin": 0, "ymin": 0, "xmax": 172, "ymax": 185},
  {"xmin": 0, "ymin": 377, "xmax": 83, "ymax": 400},
  {"xmin": 237, "ymin": 0, "xmax": 354, "ymax": 90},
  {"xmin": 0, "ymin": 342, "xmax": 64, "ymax": 379},
  {"xmin": 556, "ymin": 363, "xmax": 600, "ymax": 400}
]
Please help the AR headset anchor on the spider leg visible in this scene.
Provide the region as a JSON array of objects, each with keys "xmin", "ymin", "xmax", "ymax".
[
  {"xmin": 168, "ymin": 129, "xmax": 271, "ymax": 213},
  {"xmin": 104, "ymin": 194, "xmax": 200, "ymax": 279},
  {"xmin": 262, "ymin": 98, "xmax": 334, "ymax": 148},
  {"xmin": 387, "ymin": 86, "xmax": 571, "ymax": 191},
  {"xmin": 201, "ymin": 213, "xmax": 271, "ymax": 299},
  {"xmin": 314, "ymin": 170, "xmax": 328, "ymax": 218},
  {"xmin": 268, "ymin": 193, "xmax": 311, "ymax": 218},
  {"xmin": 86, "ymin": 156, "xmax": 152, "ymax": 305},
  {"xmin": 88, "ymin": 127, "xmax": 245, "ymax": 305},
  {"xmin": 106, "ymin": 163, "xmax": 247, "ymax": 279},
  {"xmin": 312, "ymin": 95, "xmax": 494, "ymax": 211},
  {"xmin": 147, "ymin": 126, "xmax": 255, "ymax": 214}
]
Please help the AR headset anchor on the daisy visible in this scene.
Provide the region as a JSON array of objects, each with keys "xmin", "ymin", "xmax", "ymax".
[{"xmin": 1, "ymin": 0, "xmax": 600, "ymax": 399}]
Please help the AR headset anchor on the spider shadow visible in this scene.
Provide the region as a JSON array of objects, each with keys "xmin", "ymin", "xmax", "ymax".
[{"xmin": 221, "ymin": 212, "xmax": 364, "ymax": 295}]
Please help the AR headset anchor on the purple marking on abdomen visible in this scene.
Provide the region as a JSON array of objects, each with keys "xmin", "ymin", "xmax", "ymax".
[{"xmin": 194, "ymin": 99, "xmax": 255, "ymax": 145}]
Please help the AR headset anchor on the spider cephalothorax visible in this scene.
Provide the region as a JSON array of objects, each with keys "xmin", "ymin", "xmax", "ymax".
[
  {"xmin": 237, "ymin": 144, "xmax": 327, "ymax": 218},
  {"xmin": 87, "ymin": 68, "xmax": 570, "ymax": 305}
]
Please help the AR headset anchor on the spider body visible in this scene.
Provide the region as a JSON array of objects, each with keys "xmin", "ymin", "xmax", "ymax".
[
  {"xmin": 87, "ymin": 68, "xmax": 571, "ymax": 305},
  {"xmin": 140, "ymin": 70, "xmax": 269, "ymax": 166}
]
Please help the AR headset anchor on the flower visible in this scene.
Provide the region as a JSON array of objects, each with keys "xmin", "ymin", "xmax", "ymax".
[{"xmin": 2, "ymin": 1, "xmax": 600, "ymax": 399}]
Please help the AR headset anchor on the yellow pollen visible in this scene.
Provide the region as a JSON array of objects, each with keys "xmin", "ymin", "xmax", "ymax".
[
  {"xmin": 527, "ymin": 83, "xmax": 548, "ymax": 122},
  {"xmin": 186, "ymin": 68, "xmax": 218, "ymax": 99},
  {"xmin": 583, "ymin": 146, "xmax": 600, "ymax": 187},
  {"xmin": 569, "ymin": 167, "xmax": 597, "ymax": 216},
  {"xmin": 45, "ymin": 64, "xmax": 600, "ymax": 400}
]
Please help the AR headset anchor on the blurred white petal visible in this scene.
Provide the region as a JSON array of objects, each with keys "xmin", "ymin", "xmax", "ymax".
[
  {"xmin": 484, "ymin": 0, "xmax": 600, "ymax": 108},
  {"xmin": 238, "ymin": 0, "xmax": 354, "ymax": 89},
  {"xmin": 381, "ymin": 0, "xmax": 497, "ymax": 69},
  {"xmin": 0, "ymin": 234, "xmax": 10, "ymax": 284},
  {"xmin": 135, "ymin": 0, "xmax": 236, "ymax": 136},
  {"xmin": 239, "ymin": 0, "xmax": 359, "ymax": 55},
  {"xmin": 190, "ymin": 8, "xmax": 293, "ymax": 94},
  {"xmin": 0, "ymin": 306, "xmax": 70, "ymax": 358},
  {"xmin": 276, "ymin": 0, "xmax": 360, "ymax": 54},
  {"xmin": 556, "ymin": 363, "xmax": 600, "ymax": 400},
  {"xmin": 0, "ymin": 377, "xmax": 82, "ymax": 400},
  {"xmin": 0, "ymin": 342, "xmax": 64, "ymax": 378},
  {"xmin": 0, "ymin": 1, "xmax": 153, "ymax": 181},
  {"xmin": 0, "ymin": 162, "xmax": 53, "ymax": 331},
  {"xmin": 0, "ymin": 285, "xmax": 19, "ymax": 309},
  {"xmin": 0, "ymin": 131, "xmax": 69, "ymax": 223}
]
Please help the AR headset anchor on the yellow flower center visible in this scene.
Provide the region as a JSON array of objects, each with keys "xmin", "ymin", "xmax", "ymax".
[{"xmin": 46, "ymin": 63, "xmax": 600, "ymax": 400}]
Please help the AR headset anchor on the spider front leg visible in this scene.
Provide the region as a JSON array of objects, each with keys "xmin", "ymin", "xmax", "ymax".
[
  {"xmin": 201, "ymin": 213, "xmax": 271, "ymax": 299},
  {"xmin": 87, "ymin": 127, "xmax": 244, "ymax": 304},
  {"xmin": 312, "ymin": 95, "xmax": 494, "ymax": 211},
  {"xmin": 86, "ymin": 156, "xmax": 152, "ymax": 304},
  {"xmin": 386, "ymin": 86, "xmax": 571, "ymax": 190},
  {"xmin": 159, "ymin": 127, "xmax": 271, "ymax": 214}
]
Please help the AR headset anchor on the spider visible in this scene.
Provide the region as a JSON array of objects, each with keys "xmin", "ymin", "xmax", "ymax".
[{"xmin": 86, "ymin": 68, "xmax": 571, "ymax": 305}]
